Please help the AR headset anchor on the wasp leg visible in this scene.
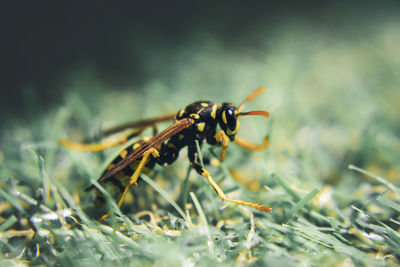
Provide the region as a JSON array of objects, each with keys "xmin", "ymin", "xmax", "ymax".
[
  {"xmin": 59, "ymin": 138, "xmax": 127, "ymax": 152},
  {"xmin": 98, "ymin": 147, "xmax": 160, "ymax": 222},
  {"xmin": 234, "ymin": 135, "xmax": 269, "ymax": 151},
  {"xmin": 59, "ymin": 128, "xmax": 146, "ymax": 152},
  {"xmin": 214, "ymin": 130, "xmax": 230, "ymax": 162},
  {"xmin": 118, "ymin": 148, "xmax": 159, "ymax": 207},
  {"xmin": 200, "ymin": 167, "xmax": 271, "ymax": 213},
  {"xmin": 188, "ymin": 144, "xmax": 271, "ymax": 213}
]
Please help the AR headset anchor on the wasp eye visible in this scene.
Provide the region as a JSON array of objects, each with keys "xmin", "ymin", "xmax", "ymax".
[{"xmin": 224, "ymin": 108, "xmax": 237, "ymax": 130}]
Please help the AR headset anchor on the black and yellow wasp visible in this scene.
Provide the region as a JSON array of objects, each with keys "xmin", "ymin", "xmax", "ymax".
[{"xmin": 60, "ymin": 87, "xmax": 271, "ymax": 220}]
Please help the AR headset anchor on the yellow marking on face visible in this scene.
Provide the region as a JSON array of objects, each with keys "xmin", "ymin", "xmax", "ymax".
[
  {"xmin": 178, "ymin": 109, "xmax": 185, "ymax": 118},
  {"xmin": 197, "ymin": 122, "xmax": 206, "ymax": 132},
  {"xmin": 222, "ymin": 110, "xmax": 227, "ymax": 124},
  {"xmin": 235, "ymin": 120, "xmax": 240, "ymax": 132},
  {"xmin": 106, "ymin": 163, "xmax": 116, "ymax": 171},
  {"xmin": 179, "ymin": 134, "xmax": 185, "ymax": 140},
  {"xmin": 226, "ymin": 121, "xmax": 239, "ymax": 136},
  {"xmin": 120, "ymin": 150, "xmax": 128, "ymax": 159},
  {"xmin": 211, "ymin": 104, "xmax": 217, "ymax": 119},
  {"xmin": 201, "ymin": 102, "xmax": 209, "ymax": 107}
]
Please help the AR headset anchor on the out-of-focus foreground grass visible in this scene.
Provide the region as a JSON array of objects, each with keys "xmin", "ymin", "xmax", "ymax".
[{"xmin": 1, "ymin": 14, "xmax": 399, "ymax": 266}]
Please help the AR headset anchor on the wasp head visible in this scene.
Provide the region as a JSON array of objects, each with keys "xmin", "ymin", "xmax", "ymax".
[
  {"xmin": 217, "ymin": 103, "xmax": 240, "ymax": 141},
  {"xmin": 216, "ymin": 87, "xmax": 270, "ymax": 141}
]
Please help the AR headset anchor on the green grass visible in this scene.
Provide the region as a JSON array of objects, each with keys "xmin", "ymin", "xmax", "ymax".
[{"xmin": 1, "ymin": 16, "xmax": 400, "ymax": 266}]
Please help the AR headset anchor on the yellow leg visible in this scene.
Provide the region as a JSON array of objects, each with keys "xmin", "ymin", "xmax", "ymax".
[
  {"xmin": 234, "ymin": 136, "xmax": 269, "ymax": 151},
  {"xmin": 59, "ymin": 138, "xmax": 128, "ymax": 152},
  {"xmin": 214, "ymin": 130, "xmax": 230, "ymax": 162},
  {"xmin": 117, "ymin": 148, "xmax": 159, "ymax": 207},
  {"xmin": 59, "ymin": 128, "xmax": 146, "ymax": 152},
  {"xmin": 98, "ymin": 148, "xmax": 160, "ymax": 222},
  {"xmin": 200, "ymin": 168, "xmax": 271, "ymax": 213}
]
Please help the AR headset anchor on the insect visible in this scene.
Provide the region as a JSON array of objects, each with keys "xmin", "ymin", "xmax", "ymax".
[{"xmin": 60, "ymin": 87, "xmax": 272, "ymax": 220}]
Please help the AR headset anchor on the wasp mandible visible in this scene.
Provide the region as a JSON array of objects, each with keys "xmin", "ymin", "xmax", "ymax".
[{"xmin": 60, "ymin": 87, "xmax": 271, "ymax": 220}]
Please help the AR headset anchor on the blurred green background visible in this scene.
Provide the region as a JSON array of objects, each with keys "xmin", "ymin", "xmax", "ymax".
[
  {"xmin": 2, "ymin": 0, "xmax": 398, "ymax": 183},
  {"xmin": 1, "ymin": 1, "xmax": 400, "ymax": 266}
]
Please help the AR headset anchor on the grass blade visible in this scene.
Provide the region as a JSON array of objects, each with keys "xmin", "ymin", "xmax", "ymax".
[
  {"xmin": 286, "ymin": 188, "xmax": 320, "ymax": 222},
  {"xmin": 349, "ymin": 164, "xmax": 400, "ymax": 197},
  {"xmin": 140, "ymin": 173, "xmax": 187, "ymax": 220}
]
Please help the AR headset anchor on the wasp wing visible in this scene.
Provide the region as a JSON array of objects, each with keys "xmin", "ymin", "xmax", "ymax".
[
  {"xmin": 87, "ymin": 117, "xmax": 194, "ymax": 190},
  {"xmin": 103, "ymin": 112, "xmax": 177, "ymax": 137}
]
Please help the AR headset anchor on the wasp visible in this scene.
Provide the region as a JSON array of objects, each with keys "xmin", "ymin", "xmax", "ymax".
[{"xmin": 60, "ymin": 87, "xmax": 271, "ymax": 220}]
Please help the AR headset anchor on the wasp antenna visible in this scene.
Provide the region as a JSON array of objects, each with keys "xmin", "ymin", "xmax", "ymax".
[
  {"xmin": 237, "ymin": 87, "xmax": 266, "ymax": 112},
  {"xmin": 237, "ymin": 110, "xmax": 270, "ymax": 118}
]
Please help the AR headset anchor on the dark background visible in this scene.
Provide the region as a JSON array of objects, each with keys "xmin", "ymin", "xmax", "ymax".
[{"xmin": 1, "ymin": 1, "xmax": 399, "ymax": 122}]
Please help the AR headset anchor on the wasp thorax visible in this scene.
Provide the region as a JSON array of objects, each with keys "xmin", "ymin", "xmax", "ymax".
[{"xmin": 217, "ymin": 103, "xmax": 240, "ymax": 140}]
